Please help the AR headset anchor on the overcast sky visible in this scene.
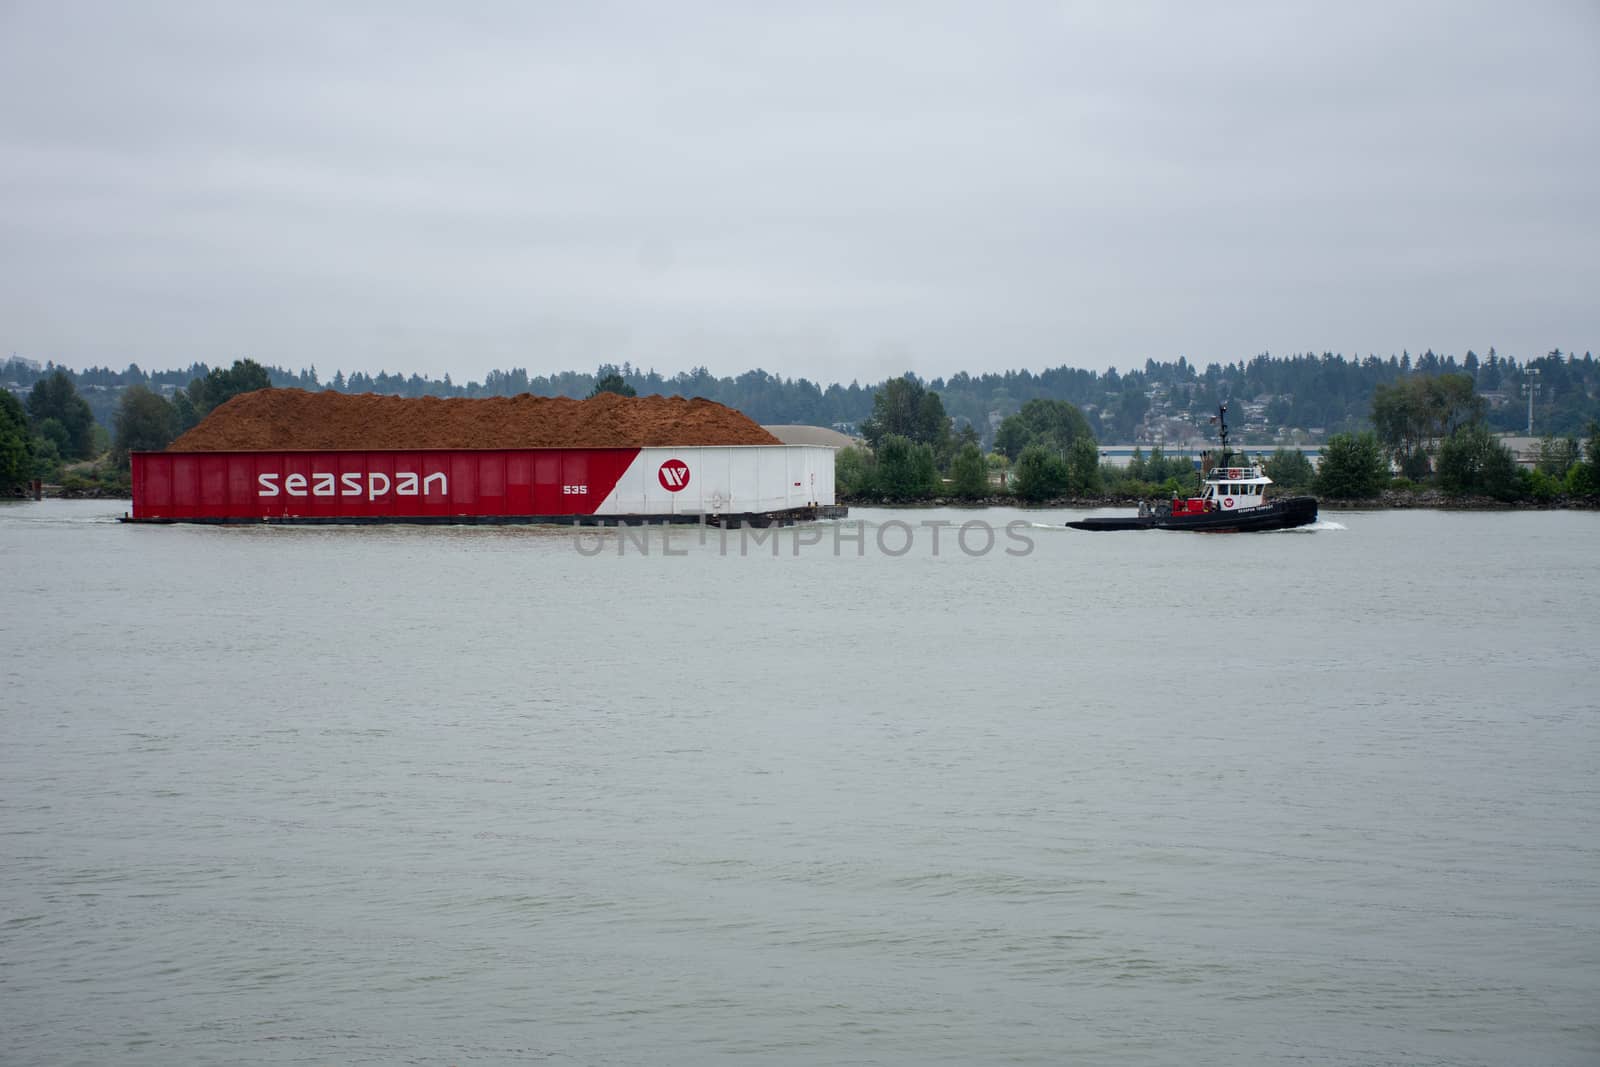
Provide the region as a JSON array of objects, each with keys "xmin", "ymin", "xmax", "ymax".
[{"xmin": 2, "ymin": 1, "xmax": 1596, "ymax": 384}]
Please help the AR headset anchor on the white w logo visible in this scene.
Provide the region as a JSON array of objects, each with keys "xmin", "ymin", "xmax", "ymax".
[{"xmin": 658, "ymin": 460, "xmax": 691, "ymax": 491}]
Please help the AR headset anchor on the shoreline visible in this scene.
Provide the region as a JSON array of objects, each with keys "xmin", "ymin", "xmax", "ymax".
[
  {"xmin": 839, "ymin": 492, "xmax": 1599, "ymax": 512},
  {"xmin": 13, "ymin": 487, "xmax": 1598, "ymax": 513}
]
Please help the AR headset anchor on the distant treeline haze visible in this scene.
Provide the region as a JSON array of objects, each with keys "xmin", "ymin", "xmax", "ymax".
[{"xmin": 4, "ymin": 349, "xmax": 1598, "ymax": 441}]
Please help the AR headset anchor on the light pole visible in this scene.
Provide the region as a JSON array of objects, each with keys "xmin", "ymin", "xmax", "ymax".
[{"xmin": 1523, "ymin": 367, "xmax": 1541, "ymax": 436}]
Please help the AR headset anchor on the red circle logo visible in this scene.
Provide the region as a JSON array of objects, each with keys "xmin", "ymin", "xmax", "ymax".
[
  {"xmin": 658, "ymin": 459, "xmax": 691, "ymax": 492},
  {"xmin": 1223, "ymin": 497, "xmax": 1235, "ymax": 508}
]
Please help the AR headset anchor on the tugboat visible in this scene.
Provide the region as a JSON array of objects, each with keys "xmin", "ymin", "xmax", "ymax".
[{"xmin": 1067, "ymin": 404, "xmax": 1318, "ymax": 532}]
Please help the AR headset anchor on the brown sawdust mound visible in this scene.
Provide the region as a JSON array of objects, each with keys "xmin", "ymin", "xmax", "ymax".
[{"xmin": 167, "ymin": 389, "xmax": 781, "ymax": 451}]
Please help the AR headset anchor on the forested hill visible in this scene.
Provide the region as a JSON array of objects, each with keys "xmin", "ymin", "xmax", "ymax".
[{"xmin": 4, "ymin": 349, "xmax": 1596, "ymax": 442}]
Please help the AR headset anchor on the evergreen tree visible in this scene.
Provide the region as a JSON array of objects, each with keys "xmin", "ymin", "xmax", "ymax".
[
  {"xmin": 112, "ymin": 385, "xmax": 177, "ymax": 468},
  {"xmin": 0, "ymin": 392, "xmax": 31, "ymax": 489},
  {"xmin": 588, "ymin": 370, "xmax": 637, "ymax": 398},
  {"xmin": 25, "ymin": 370, "xmax": 96, "ymax": 458},
  {"xmin": 176, "ymin": 359, "xmax": 272, "ymax": 430},
  {"xmin": 860, "ymin": 375, "xmax": 953, "ymax": 465}
]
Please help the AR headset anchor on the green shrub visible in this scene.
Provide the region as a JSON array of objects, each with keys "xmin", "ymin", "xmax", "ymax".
[
  {"xmin": 1563, "ymin": 461, "xmax": 1597, "ymax": 498},
  {"xmin": 874, "ymin": 435, "xmax": 938, "ymax": 501},
  {"xmin": 1315, "ymin": 432, "xmax": 1388, "ymax": 499},
  {"xmin": 1265, "ymin": 448, "xmax": 1315, "ymax": 491},
  {"xmin": 1011, "ymin": 445, "xmax": 1070, "ymax": 502},
  {"xmin": 947, "ymin": 443, "xmax": 989, "ymax": 499},
  {"xmin": 1436, "ymin": 426, "xmax": 1522, "ymax": 501},
  {"xmin": 835, "ymin": 445, "xmax": 875, "ymax": 497},
  {"xmin": 1525, "ymin": 469, "xmax": 1563, "ymax": 501}
]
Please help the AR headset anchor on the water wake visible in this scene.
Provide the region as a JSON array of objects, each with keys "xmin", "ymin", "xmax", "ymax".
[{"xmin": 1274, "ymin": 519, "xmax": 1347, "ymax": 532}]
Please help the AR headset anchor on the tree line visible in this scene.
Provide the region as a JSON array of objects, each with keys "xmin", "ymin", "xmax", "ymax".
[
  {"xmin": 4, "ymin": 353, "xmax": 1599, "ymax": 503},
  {"xmin": 832, "ymin": 369, "xmax": 1599, "ymax": 505},
  {"xmin": 834, "ymin": 375, "xmax": 1232, "ymax": 503},
  {"xmin": 1, "ymin": 360, "xmax": 272, "ymax": 492},
  {"xmin": 6, "ymin": 346, "xmax": 1599, "ymax": 445},
  {"xmin": 1305, "ymin": 373, "xmax": 1600, "ymax": 502}
]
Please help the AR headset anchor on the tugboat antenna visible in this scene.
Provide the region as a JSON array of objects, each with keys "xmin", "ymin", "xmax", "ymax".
[{"xmin": 1216, "ymin": 402, "xmax": 1230, "ymax": 465}]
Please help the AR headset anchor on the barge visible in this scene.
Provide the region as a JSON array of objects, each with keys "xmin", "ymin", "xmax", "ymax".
[{"xmin": 127, "ymin": 445, "xmax": 841, "ymax": 526}]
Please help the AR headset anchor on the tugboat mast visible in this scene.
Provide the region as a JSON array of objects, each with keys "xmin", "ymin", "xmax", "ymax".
[{"xmin": 1215, "ymin": 402, "xmax": 1231, "ymax": 466}]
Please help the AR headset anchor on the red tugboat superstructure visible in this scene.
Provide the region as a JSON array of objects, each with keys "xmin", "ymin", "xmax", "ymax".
[{"xmin": 1067, "ymin": 403, "xmax": 1318, "ymax": 532}]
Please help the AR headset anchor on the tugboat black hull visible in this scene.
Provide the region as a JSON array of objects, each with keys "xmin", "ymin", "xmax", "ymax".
[{"xmin": 1068, "ymin": 495, "xmax": 1319, "ymax": 533}]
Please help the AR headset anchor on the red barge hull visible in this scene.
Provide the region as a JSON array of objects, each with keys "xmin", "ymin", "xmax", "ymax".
[{"xmin": 128, "ymin": 446, "xmax": 839, "ymax": 525}]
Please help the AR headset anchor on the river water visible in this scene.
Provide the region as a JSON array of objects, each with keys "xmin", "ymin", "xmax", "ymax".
[{"xmin": 3, "ymin": 500, "xmax": 1596, "ymax": 1065}]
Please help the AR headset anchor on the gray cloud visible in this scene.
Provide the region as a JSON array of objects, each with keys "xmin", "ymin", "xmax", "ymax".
[{"xmin": 2, "ymin": 0, "xmax": 1596, "ymax": 382}]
